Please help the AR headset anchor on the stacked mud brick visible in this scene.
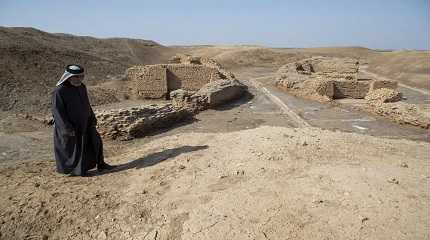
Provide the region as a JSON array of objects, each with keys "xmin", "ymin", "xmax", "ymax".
[
  {"xmin": 276, "ymin": 57, "xmax": 398, "ymax": 99},
  {"xmin": 126, "ymin": 55, "xmax": 234, "ymax": 99},
  {"xmin": 94, "ymin": 104, "xmax": 193, "ymax": 140}
]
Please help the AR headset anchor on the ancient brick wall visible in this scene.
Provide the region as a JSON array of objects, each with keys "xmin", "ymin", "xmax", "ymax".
[
  {"xmin": 127, "ymin": 64, "xmax": 219, "ymax": 99},
  {"xmin": 127, "ymin": 65, "xmax": 167, "ymax": 99},
  {"xmin": 333, "ymin": 79, "xmax": 371, "ymax": 99},
  {"xmin": 166, "ymin": 65, "xmax": 217, "ymax": 92}
]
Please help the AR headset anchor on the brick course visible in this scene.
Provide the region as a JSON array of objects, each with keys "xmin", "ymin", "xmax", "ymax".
[{"xmin": 127, "ymin": 60, "xmax": 229, "ymax": 99}]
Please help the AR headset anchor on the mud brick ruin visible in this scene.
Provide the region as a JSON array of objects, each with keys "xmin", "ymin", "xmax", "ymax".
[
  {"xmin": 94, "ymin": 104, "xmax": 193, "ymax": 140},
  {"xmin": 86, "ymin": 56, "xmax": 246, "ymax": 140},
  {"xmin": 126, "ymin": 55, "xmax": 235, "ymax": 99},
  {"xmin": 276, "ymin": 57, "xmax": 398, "ymax": 99}
]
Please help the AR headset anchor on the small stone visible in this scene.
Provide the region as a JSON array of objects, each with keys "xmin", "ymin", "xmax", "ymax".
[
  {"xmin": 98, "ymin": 231, "xmax": 107, "ymax": 240},
  {"xmin": 302, "ymin": 141, "xmax": 308, "ymax": 146},
  {"xmin": 388, "ymin": 178, "xmax": 399, "ymax": 184},
  {"xmin": 400, "ymin": 162, "xmax": 408, "ymax": 168},
  {"xmin": 42, "ymin": 235, "xmax": 49, "ymax": 240},
  {"xmin": 361, "ymin": 217, "xmax": 369, "ymax": 223},
  {"xmin": 34, "ymin": 183, "xmax": 40, "ymax": 188},
  {"xmin": 179, "ymin": 165, "xmax": 186, "ymax": 170}
]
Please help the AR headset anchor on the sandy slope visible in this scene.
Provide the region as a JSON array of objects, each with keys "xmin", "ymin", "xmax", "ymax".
[
  {"xmin": 0, "ymin": 27, "xmax": 174, "ymax": 113},
  {"xmin": 1, "ymin": 126, "xmax": 429, "ymax": 239},
  {"xmin": 366, "ymin": 50, "xmax": 430, "ymax": 91}
]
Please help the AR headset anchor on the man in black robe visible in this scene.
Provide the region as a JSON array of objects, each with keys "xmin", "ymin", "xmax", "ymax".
[{"xmin": 52, "ymin": 65, "xmax": 114, "ymax": 176}]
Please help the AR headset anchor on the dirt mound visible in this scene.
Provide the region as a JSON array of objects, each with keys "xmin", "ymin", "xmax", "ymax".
[
  {"xmin": 1, "ymin": 126, "xmax": 429, "ymax": 239},
  {"xmin": 0, "ymin": 27, "xmax": 175, "ymax": 113}
]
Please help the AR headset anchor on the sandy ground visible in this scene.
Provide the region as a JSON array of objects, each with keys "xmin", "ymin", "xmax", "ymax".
[{"xmin": 1, "ymin": 126, "xmax": 429, "ymax": 240}]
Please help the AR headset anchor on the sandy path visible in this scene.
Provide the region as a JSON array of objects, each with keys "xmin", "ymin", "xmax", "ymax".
[{"xmin": 247, "ymin": 76, "xmax": 310, "ymax": 127}]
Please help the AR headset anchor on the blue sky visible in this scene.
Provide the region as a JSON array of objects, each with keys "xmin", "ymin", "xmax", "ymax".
[{"xmin": 1, "ymin": 0, "xmax": 429, "ymax": 49}]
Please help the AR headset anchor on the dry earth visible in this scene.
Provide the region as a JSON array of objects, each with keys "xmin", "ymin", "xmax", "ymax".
[{"xmin": 1, "ymin": 126, "xmax": 429, "ymax": 240}]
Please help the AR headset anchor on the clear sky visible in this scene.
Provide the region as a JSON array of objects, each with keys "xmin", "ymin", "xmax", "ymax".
[{"xmin": 1, "ymin": 0, "xmax": 429, "ymax": 49}]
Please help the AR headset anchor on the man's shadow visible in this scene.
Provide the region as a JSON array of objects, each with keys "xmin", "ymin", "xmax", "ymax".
[{"xmin": 91, "ymin": 145, "xmax": 208, "ymax": 176}]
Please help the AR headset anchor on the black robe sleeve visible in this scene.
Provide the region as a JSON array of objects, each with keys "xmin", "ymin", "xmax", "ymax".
[
  {"xmin": 52, "ymin": 89, "xmax": 74, "ymax": 135},
  {"xmin": 89, "ymin": 106, "xmax": 97, "ymax": 126}
]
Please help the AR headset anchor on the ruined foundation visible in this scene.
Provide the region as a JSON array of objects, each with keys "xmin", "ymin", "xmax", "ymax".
[
  {"xmin": 95, "ymin": 104, "xmax": 193, "ymax": 140},
  {"xmin": 275, "ymin": 57, "xmax": 398, "ymax": 100},
  {"xmin": 127, "ymin": 56, "xmax": 235, "ymax": 100}
]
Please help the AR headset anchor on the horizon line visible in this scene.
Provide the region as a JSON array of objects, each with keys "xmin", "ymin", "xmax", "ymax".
[{"xmin": 2, "ymin": 25, "xmax": 430, "ymax": 52}]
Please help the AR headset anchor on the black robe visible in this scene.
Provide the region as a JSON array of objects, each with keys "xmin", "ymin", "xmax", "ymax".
[{"xmin": 52, "ymin": 82, "xmax": 104, "ymax": 176}]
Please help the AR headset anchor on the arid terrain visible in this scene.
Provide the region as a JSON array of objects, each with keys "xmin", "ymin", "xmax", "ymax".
[{"xmin": 1, "ymin": 27, "xmax": 429, "ymax": 240}]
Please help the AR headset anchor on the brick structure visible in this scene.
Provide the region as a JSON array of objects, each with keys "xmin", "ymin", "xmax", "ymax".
[
  {"xmin": 333, "ymin": 79, "xmax": 371, "ymax": 99},
  {"xmin": 276, "ymin": 57, "xmax": 398, "ymax": 100},
  {"xmin": 127, "ymin": 65, "xmax": 168, "ymax": 99},
  {"xmin": 127, "ymin": 56, "xmax": 234, "ymax": 99}
]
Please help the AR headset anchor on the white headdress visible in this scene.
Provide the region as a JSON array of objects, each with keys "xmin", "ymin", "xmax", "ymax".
[{"xmin": 56, "ymin": 65, "xmax": 84, "ymax": 86}]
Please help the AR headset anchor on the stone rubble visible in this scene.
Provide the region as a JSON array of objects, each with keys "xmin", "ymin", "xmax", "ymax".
[
  {"xmin": 366, "ymin": 101, "xmax": 430, "ymax": 129},
  {"xmin": 365, "ymin": 88, "xmax": 402, "ymax": 103}
]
